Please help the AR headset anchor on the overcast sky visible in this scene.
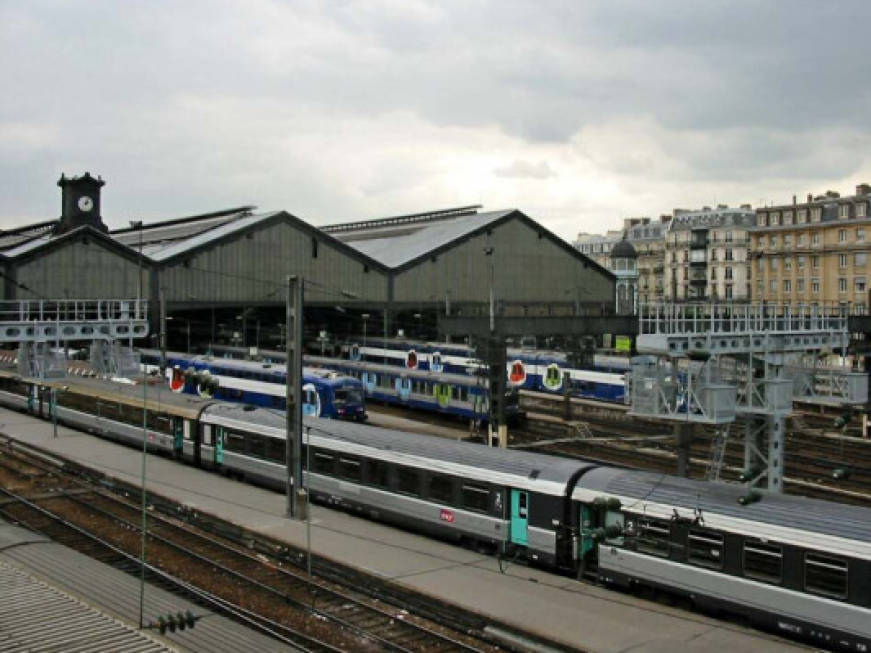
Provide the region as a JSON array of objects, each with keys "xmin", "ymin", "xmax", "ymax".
[{"xmin": 2, "ymin": 1, "xmax": 870, "ymax": 242}]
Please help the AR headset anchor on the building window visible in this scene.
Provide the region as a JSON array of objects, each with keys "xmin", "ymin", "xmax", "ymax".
[
  {"xmin": 770, "ymin": 258, "xmax": 779, "ymax": 271},
  {"xmin": 771, "ymin": 211, "xmax": 780, "ymax": 225},
  {"xmin": 783, "ymin": 234, "xmax": 792, "ymax": 247},
  {"xmin": 797, "ymin": 278, "xmax": 805, "ymax": 292},
  {"xmin": 840, "ymin": 204, "xmax": 851, "ymax": 219},
  {"xmin": 797, "ymin": 208, "xmax": 807, "ymax": 223},
  {"xmin": 857, "ymin": 227, "xmax": 866, "ymax": 242},
  {"xmin": 725, "ymin": 231, "xmax": 733, "ymax": 242},
  {"xmin": 797, "ymin": 255, "xmax": 806, "ymax": 268},
  {"xmin": 784, "ymin": 258, "xmax": 792, "ymax": 271},
  {"xmin": 710, "ymin": 268, "xmax": 717, "ymax": 280},
  {"xmin": 839, "ymin": 277, "xmax": 848, "ymax": 293},
  {"xmin": 812, "ymin": 207, "xmax": 822, "ymax": 222},
  {"xmin": 725, "ymin": 267, "xmax": 733, "ymax": 280},
  {"xmin": 725, "ymin": 249, "xmax": 733, "ymax": 261},
  {"xmin": 783, "ymin": 211, "xmax": 793, "ymax": 225},
  {"xmin": 797, "ymin": 233, "xmax": 806, "ymax": 246},
  {"xmin": 812, "ymin": 278, "xmax": 820, "ymax": 293},
  {"xmin": 725, "ymin": 284, "xmax": 733, "ymax": 299},
  {"xmin": 757, "ymin": 258, "xmax": 763, "ymax": 272},
  {"xmin": 769, "ymin": 235, "xmax": 777, "ymax": 247},
  {"xmin": 856, "ymin": 277, "xmax": 866, "ymax": 294},
  {"xmin": 783, "ymin": 279, "xmax": 791, "ymax": 293},
  {"xmin": 856, "ymin": 252, "xmax": 868, "ymax": 267},
  {"xmin": 839, "ymin": 229, "xmax": 848, "ymax": 243},
  {"xmin": 812, "ymin": 255, "xmax": 820, "ymax": 268},
  {"xmin": 840, "ymin": 253, "xmax": 848, "ymax": 268},
  {"xmin": 858, "ymin": 203, "xmax": 868, "ymax": 218},
  {"xmin": 757, "ymin": 280, "xmax": 764, "ymax": 295},
  {"xmin": 811, "ymin": 232, "xmax": 820, "ymax": 246},
  {"xmin": 770, "ymin": 280, "xmax": 777, "ymax": 292}
]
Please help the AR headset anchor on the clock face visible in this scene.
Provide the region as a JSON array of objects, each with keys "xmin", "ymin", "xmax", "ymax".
[{"xmin": 78, "ymin": 195, "xmax": 94, "ymax": 212}]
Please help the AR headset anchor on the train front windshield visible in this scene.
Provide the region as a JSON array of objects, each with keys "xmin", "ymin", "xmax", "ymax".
[{"xmin": 333, "ymin": 388, "xmax": 363, "ymax": 406}]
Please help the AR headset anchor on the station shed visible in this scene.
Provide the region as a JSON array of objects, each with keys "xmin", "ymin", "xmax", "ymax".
[{"xmin": 0, "ymin": 173, "xmax": 614, "ymax": 348}]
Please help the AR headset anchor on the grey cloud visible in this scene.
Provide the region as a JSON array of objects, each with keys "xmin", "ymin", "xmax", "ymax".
[{"xmin": 494, "ymin": 160, "xmax": 556, "ymax": 180}]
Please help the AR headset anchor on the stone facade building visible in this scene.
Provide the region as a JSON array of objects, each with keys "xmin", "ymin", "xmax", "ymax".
[
  {"xmin": 663, "ymin": 205, "xmax": 755, "ymax": 302},
  {"xmin": 750, "ymin": 184, "xmax": 871, "ymax": 311}
]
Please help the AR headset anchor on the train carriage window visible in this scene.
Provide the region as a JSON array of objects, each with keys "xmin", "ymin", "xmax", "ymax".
[
  {"xmin": 636, "ymin": 518, "xmax": 671, "ymax": 557},
  {"xmin": 397, "ymin": 467, "xmax": 420, "ymax": 496},
  {"xmin": 805, "ymin": 552, "xmax": 848, "ymax": 599},
  {"xmin": 266, "ymin": 438, "xmax": 285, "ymax": 463},
  {"xmin": 339, "ymin": 457, "xmax": 361, "ymax": 482},
  {"xmin": 248, "ymin": 433, "xmax": 266, "ymax": 459},
  {"xmin": 688, "ymin": 529, "xmax": 723, "ymax": 569},
  {"xmin": 367, "ymin": 460, "xmax": 390, "ymax": 489},
  {"xmin": 312, "ymin": 451, "xmax": 335, "ymax": 474},
  {"xmin": 428, "ymin": 474, "xmax": 454, "ymax": 504},
  {"xmin": 461, "ymin": 483, "xmax": 490, "ymax": 512},
  {"xmin": 743, "ymin": 540, "xmax": 783, "ymax": 583},
  {"xmin": 225, "ymin": 430, "xmax": 246, "ymax": 454}
]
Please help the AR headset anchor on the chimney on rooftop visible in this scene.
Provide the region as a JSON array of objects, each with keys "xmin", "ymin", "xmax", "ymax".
[
  {"xmin": 807, "ymin": 193, "xmax": 813, "ymax": 203},
  {"xmin": 857, "ymin": 183, "xmax": 871, "ymax": 196}
]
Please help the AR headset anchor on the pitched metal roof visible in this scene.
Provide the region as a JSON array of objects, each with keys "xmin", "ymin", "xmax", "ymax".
[
  {"xmin": 340, "ymin": 209, "xmax": 515, "ymax": 267},
  {"xmin": 144, "ymin": 211, "xmax": 282, "ymax": 261},
  {"xmin": 0, "ymin": 519, "xmax": 299, "ymax": 652}
]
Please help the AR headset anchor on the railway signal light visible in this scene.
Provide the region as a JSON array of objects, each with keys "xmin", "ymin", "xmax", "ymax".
[
  {"xmin": 834, "ymin": 411, "xmax": 853, "ymax": 429},
  {"xmin": 832, "ymin": 467, "xmax": 852, "ymax": 480},
  {"xmin": 737, "ymin": 491, "xmax": 762, "ymax": 506},
  {"xmin": 148, "ymin": 610, "xmax": 199, "ymax": 635}
]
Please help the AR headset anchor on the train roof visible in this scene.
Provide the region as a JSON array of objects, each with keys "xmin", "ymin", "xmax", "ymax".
[
  {"xmin": 579, "ymin": 466, "xmax": 871, "ymax": 558},
  {"xmin": 144, "ymin": 349, "xmax": 359, "ymax": 386},
  {"xmin": 45, "ymin": 375, "xmax": 214, "ymax": 419},
  {"xmin": 200, "ymin": 405, "xmax": 592, "ymax": 494},
  {"xmin": 306, "ymin": 355, "xmax": 489, "ymax": 386},
  {"xmin": 310, "ymin": 418, "xmax": 596, "ymax": 494}
]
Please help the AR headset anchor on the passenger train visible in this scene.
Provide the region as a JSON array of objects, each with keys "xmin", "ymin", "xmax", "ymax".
[
  {"xmin": 209, "ymin": 341, "xmax": 627, "ymax": 404},
  {"xmin": 138, "ymin": 349, "xmax": 366, "ymax": 421},
  {"xmin": 0, "ymin": 369, "xmax": 869, "ymax": 651}
]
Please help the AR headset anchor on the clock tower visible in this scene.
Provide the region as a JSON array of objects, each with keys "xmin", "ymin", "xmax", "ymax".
[{"xmin": 55, "ymin": 172, "xmax": 109, "ymax": 235}]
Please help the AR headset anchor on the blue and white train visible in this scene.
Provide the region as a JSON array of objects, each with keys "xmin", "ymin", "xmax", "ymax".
[
  {"xmin": 139, "ymin": 349, "xmax": 367, "ymax": 421},
  {"xmin": 341, "ymin": 340, "xmax": 626, "ymax": 403}
]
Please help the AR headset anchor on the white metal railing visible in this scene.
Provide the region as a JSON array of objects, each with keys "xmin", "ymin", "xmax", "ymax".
[
  {"xmin": 0, "ymin": 299, "xmax": 148, "ymax": 324},
  {"xmin": 638, "ymin": 302, "xmax": 849, "ymax": 336}
]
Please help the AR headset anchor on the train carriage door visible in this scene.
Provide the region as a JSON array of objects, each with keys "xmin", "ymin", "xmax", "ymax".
[
  {"xmin": 194, "ymin": 422, "xmax": 203, "ymax": 467},
  {"xmin": 395, "ymin": 376, "xmax": 412, "ymax": 401},
  {"xmin": 510, "ymin": 489, "xmax": 529, "ymax": 546},
  {"xmin": 173, "ymin": 418, "xmax": 184, "ymax": 458},
  {"xmin": 215, "ymin": 426, "xmax": 225, "ymax": 465}
]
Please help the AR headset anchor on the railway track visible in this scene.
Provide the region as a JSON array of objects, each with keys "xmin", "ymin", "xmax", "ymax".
[
  {"xmin": 0, "ymin": 440, "xmax": 550, "ymax": 653},
  {"xmin": 513, "ymin": 392, "xmax": 871, "ymax": 506}
]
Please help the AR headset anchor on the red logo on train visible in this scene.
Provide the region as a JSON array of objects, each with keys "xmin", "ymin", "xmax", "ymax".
[
  {"xmin": 169, "ymin": 366, "xmax": 185, "ymax": 393},
  {"xmin": 508, "ymin": 360, "xmax": 526, "ymax": 386},
  {"xmin": 440, "ymin": 509, "xmax": 455, "ymax": 523}
]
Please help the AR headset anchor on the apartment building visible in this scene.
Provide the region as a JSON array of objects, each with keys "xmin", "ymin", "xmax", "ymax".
[
  {"xmin": 664, "ymin": 205, "xmax": 755, "ymax": 301},
  {"xmin": 750, "ymin": 184, "xmax": 871, "ymax": 311},
  {"xmin": 623, "ymin": 216, "xmax": 670, "ymax": 304},
  {"xmin": 574, "ymin": 229, "xmax": 623, "ymax": 268}
]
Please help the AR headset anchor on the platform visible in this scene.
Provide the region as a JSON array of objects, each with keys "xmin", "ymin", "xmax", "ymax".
[{"xmin": 0, "ymin": 407, "xmax": 811, "ymax": 653}]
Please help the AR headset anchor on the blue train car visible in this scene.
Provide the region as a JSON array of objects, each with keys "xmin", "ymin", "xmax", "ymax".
[
  {"xmin": 306, "ymin": 355, "xmax": 524, "ymax": 424},
  {"xmin": 139, "ymin": 349, "xmax": 366, "ymax": 420}
]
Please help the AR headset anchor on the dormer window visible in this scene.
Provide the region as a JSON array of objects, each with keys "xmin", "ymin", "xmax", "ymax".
[{"xmin": 840, "ymin": 204, "xmax": 851, "ymax": 219}]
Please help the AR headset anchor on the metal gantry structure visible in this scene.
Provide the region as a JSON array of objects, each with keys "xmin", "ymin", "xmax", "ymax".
[
  {"xmin": 630, "ymin": 303, "xmax": 866, "ymax": 493},
  {"xmin": 0, "ymin": 299, "xmax": 149, "ymax": 379}
]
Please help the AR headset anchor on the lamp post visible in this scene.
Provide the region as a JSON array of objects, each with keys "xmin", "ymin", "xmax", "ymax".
[
  {"xmin": 129, "ymin": 220, "xmax": 148, "ymax": 630},
  {"xmin": 361, "ymin": 313, "xmax": 369, "ymax": 350}
]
